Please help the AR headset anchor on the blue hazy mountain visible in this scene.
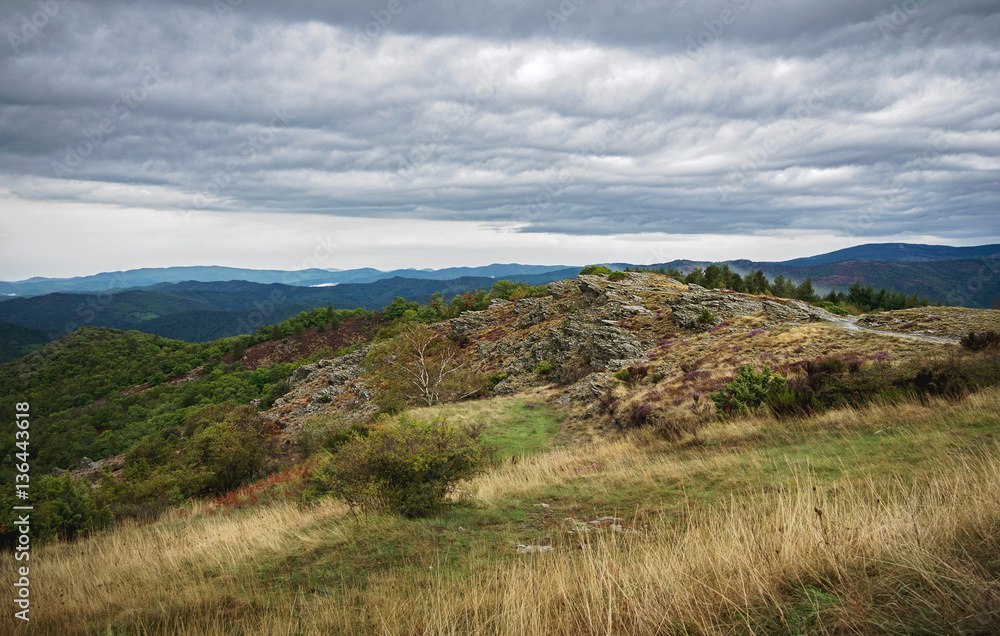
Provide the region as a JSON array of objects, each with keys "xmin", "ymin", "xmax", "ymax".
[{"xmin": 0, "ymin": 264, "xmax": 573, "ymax": 298}]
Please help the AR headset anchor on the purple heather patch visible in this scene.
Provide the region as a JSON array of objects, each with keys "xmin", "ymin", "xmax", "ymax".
[
  {"xmin": 708, "ymin": 320, "xmax": 732, "ymax": 333},
  {"xmin": 681, "ymin": 370, "xmax": 711, "ymax": 382},
  {"xmin": 873, "ymin": 351, "xmax": 890, "ymax": 361},
  {"xmin": 746, "ymin": 329, "xmax": 766, "ymax": 338}
]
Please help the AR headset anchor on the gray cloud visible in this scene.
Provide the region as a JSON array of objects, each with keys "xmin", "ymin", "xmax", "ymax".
[{"xmin": 0, "ymin": 0, "xmax": 998, "ymax": 278}]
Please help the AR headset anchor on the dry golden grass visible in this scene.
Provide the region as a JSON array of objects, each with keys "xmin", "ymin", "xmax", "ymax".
[
  {"xmin": 858, "ymin": 305, "xmax": 1000, "ymax": 340},
  {"xmin": 1, "ymin": 499, "xmax": 347, "ymax": 635},
  {"xmin": 5, "ymin": 390, "xmax": 1000, "ymax": 635}
]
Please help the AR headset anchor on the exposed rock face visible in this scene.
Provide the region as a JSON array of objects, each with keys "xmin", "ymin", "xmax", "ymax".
[
  {"xmin": 475, "ymin": 302, "xmax": 645, "ymax": 378},
  {"xmin": 270, "ymin": 347, "xmax": 376, "ymax": 427},
  {"xmin": 666, "ymin": 289, "xmax": 831, "ymax": 331},
  {"xmin": 264, "ymin": 270, "xmax": 934, "ymax": 429}
]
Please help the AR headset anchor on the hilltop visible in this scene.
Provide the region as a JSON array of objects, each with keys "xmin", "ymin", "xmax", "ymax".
[
  {"xmin": 267, "ymin": 271, "xmax": 996, "ymax": 433},
  {"xmin": 3, "ymin": 270, "xmax": 1000, "ymax": 635}
]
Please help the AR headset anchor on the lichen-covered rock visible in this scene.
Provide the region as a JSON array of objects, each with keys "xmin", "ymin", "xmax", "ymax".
[{"xmin": 667, "ymin": 290, "xmax": 828, "ymax": 330}]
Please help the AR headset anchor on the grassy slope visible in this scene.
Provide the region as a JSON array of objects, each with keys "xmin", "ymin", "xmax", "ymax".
[
  {"xmin": 5, "ymin": 387, "xmax": 1000, "ymax": 635},
  {"xmin": 408, "ymin": 396, "xmax": 563, "ymax": 459}
]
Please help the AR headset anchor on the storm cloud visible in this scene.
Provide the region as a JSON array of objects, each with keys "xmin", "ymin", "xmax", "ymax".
[{"xmin": 0, "ymin": 0, "xmax": 998, "ymax": 278}]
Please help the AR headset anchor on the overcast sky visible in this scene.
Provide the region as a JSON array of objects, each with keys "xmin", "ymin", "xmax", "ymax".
[{"xmin": 0, "ymin": 0, "xmax": 998, "ymax": 280}]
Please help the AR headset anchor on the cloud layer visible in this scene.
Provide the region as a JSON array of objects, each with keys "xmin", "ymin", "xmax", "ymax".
[{"xmin": 0, "ymin": 0, "xmax": 998, "ymax": 278}]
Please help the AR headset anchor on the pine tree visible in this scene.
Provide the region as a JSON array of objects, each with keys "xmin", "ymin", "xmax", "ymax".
[{"xmin": 793, "ymin": 277, "xmax": 817, "ymax": 303}]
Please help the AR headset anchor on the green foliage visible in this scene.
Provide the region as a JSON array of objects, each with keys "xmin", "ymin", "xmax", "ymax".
[
  {"xmin": 614, "ymin": 364, "xmax": 648, "ymax": 386},
  {"xmin": 0, "ymin": 327, "xmax": 306, "ymax": 483},
  {"xmin": 793, "ymin": 277, "xmax": 818, "ymax": 303},
  {"xmin": 765, "ymin": 351, "xmax": 1000, "ymax": 417},
  {"xmin": 535, "ymin": 360, "xmax": 555, "ymax": 375},
  {"xmin": 845, "ymin": 280, "xmax": 930, "ymax": 313},
  {"xmin": 297, "ymin": 413, "xmax": 371, "ymax": 456},
  {"xmin": 815, "ymin": 301, "xmax": 848, "ymax": 316},
  {"xmin": 0, "ymin": 320, "xmax": 63, "ymax": 364},
  {"xmin": 486, "ymin": 371, "xmax": 508, "ymax": 389},
  {"xmin": 30, "ymin": 475, "xmax": 112, "ymax": 543},
  {"xmin": 449, "ymin": 289, "xmax": 490, "ymax": 314},
  {"xmin": 608, "ymin": 271, "xmax": 628, "ymax": 281},
  {"xmin": 697, "ymin": 308, "xmax": 715, "ymax": 325},
  {"xmin": 186, "ymin": 405, "xmax": 279, "ymax": 493},
  {"xmin": 711, "ymin": 365, "xmax": 787, "ymax": 416},
  {"xmin": 489, "ymin": 279, "xmax": 548, "ymax": 301},
  {"xmin": 383, "ymin": 296, "xmax": 421, "ymax": 321},
  {"xmin": 95, "ymin": 460, "xmax": 191, "ymax": 523},
  {"xmin": 579, "ymin": 265, "xmax": 612, "ymax": 276},
  {"xmin": 258, "ymin": 379, "xmax": 292, "ymax": 410},
  {"xmin": 313, "ymin": 415, "xmax": 491, "ymax": 517},
  {"xmin": 230, "ymin": 340, "xmax": 246, "ymax": 361}
]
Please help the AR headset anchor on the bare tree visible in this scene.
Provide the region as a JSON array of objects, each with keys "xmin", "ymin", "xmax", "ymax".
[{"xmin": 366, "ymin": 323, "xmax": 484, "ymax": 407}]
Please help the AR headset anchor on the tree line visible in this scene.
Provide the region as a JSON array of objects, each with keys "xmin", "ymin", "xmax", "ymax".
[{"xmin": 621, "ymin": 264, "xmax": 937, "ymax": 313}]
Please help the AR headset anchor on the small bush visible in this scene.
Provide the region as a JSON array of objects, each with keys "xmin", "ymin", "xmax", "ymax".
[
  {"xmin": 315, "ymin": 415, "xmax": 491, "ymax": 517},
  {"xmin": 259, "ymin": 379, "xmax": 291, "ymax": 410},
  {"xmin": 608, "ymin": 271, "xmax": 628, "ymax": 280},
  {"xmin": 815, "ymin": 301, "xmax": 848, "ymax": 316},
  {"xmin": 697, "ymin": 308, "xmax": 715, "ymax": 325},
  {"xmin": 297, "ymin": 413, "xmax": 370, "ymax": 456},
  {"xmin": 487, "ymin": 371, "xmax": 508, "ymax": 389},
  {"xmin": 711, "ymin": 365, "xmax": 786, "ymax": 416},
  {"xmin": 579, "ymin": 265, "xmax": 612, "ymax": 276},
  {"xmin": 535, "ymin": 360, "xmax": 555, "ymax": 375},
  {"xmin": 186, "ymin": 406, "xmax": 279, "ymax": 493},
  {"xmin": 766, "ymin": 350, "xmax": 1000, "ymax": 417}
]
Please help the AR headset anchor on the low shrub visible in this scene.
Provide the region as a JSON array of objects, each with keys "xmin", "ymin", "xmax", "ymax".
[
  {"xmin": 815, "ymin": 301, "xmax": 848, "ymax": 316},
  {"xmin": 579, "ymin": 265, "xmax": 612, "ymax": 276},
  {"xmin": 535, "ymin": 360, "xmax": 555, "ymax": 375},
  {"xmin": 711, "ymin": 365, "xmax": 786, "ymax": 416},
  {"xmin": 186, "ymin": 406, "xmax": 279, "ymax": 493},
  {"xmin": 313, "ymin": 415, "xmax": 491, "ymax": 517},
  {"xmin": 766, "ymin": 350, "xmax": 1000, "ymax": 417},
  {"xmin": 697, "ymin": 308, "xmax": 716, "ymax": 325},
  {"xmin": 487, "ymin": 371, "xmax": 509, "ymax": 389},
  {"xmin": 608, "ymin": 271, "xmax": 628, "ymax": 280},
  {"xmin": 297, "ymin": 413, "xmax": 370, "ymax": 456}
]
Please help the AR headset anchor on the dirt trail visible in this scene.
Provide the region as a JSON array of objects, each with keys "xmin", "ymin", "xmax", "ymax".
[{"xmin": 823, "ymin": 315, "xmax": 959, "ymax": 345}]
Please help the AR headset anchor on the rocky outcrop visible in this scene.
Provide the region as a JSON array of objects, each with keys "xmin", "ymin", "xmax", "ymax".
[{"xmin": 666, "ymin": 290, "xmax": 829, "ymax": 330}]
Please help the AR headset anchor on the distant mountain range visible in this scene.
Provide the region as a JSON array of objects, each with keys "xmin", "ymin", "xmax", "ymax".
[
  {"xmin": 0, "ymin": 270, "xmax": 575, "ymax": 343},
  {"xmin": 641, "ymin": 244, "xmax": 999, "ymax": 310},
  {"xmin": 0, "ymin": 263, "xmax": 575, "ymax": 298},
  {"xmin": 775, "ymin": 243, "xmax": 1000, "ymax": 266},
  {"xmin": 0, "ymin": 243, "xmax": 996, "ymax": 350}
]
